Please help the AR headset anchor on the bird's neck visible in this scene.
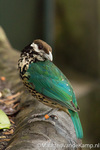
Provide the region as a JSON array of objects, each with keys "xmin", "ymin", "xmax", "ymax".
[
  {"xmin": 18, "ymin": 53, "xmax": 49, "ymax": 77},
  {"xmin": 18, "ymin": 54, "xmax": 34, "ymax": 75}
]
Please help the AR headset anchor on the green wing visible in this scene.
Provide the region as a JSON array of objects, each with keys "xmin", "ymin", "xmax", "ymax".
[{"xmin": 26, "ymin": 60, "xmax": 78, "ymax": 111}]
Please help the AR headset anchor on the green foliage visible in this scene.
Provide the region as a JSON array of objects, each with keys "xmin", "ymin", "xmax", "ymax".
[{"xmin": 0, "ymin": 109, "xmax": 11, "ymax": 130}]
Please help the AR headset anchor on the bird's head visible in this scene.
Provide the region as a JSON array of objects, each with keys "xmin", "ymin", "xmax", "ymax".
[
  {"xmin": 32, "ymin": 39, "xmax": 53, "ymax": 61},
  {"xmin": 18, "ymin": 39, "xmax": 53, "ymax": 75},
  {"xmin": 21, "ymin": 39, "xmax": 53, "ymax": 62}
]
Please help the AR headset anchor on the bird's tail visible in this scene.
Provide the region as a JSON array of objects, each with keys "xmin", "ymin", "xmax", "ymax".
[{"xmin": 69, "ymin": 110, "xmax": 83, "ymax": 139}]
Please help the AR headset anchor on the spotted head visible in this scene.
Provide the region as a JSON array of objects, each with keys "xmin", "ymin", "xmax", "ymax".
[{"xmin": 18, "ymin": 39, "xmax": 53, "ymax": 76}]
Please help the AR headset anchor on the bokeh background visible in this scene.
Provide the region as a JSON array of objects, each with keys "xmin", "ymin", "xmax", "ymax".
[{"xmin": 0, "ymin": 0, "xmax": 100, "ymax": 149}]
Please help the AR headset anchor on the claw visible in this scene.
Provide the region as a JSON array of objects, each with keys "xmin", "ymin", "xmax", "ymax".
[{"xmin": 50, "ymin": 115, "xmax": 58, "ymax": 120}]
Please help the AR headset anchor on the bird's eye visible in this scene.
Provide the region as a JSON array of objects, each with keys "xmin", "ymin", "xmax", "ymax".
[{"xmin": 38, "ymin": 44, "xmax": 43, "ymax": 50}]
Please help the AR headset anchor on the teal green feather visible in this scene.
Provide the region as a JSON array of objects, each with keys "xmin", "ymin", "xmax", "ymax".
[
  {"xmin": 25, "ymin": 60, "xmax": 83, "ymax": 138},
  {"xmin": 69, "ymin": 110, "xmax": 83, "ymax": 139},
  {"xmin": 27, "ymin": 61, "xmax": 76, "ymax": 111}
]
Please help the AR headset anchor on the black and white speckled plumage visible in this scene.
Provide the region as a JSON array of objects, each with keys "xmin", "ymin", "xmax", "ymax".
[{"xmin": 18, "ymin": 39, "xmax": 52, "ymax": 77}]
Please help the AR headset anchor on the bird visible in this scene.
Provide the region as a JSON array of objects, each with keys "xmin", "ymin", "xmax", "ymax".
[{"xmin": 18, "ymin": 39, "xmax": 83, "ymax": 139}]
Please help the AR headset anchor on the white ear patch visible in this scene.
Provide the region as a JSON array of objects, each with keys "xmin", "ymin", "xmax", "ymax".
[
  {"xmin": 31, "ymin": 43, "xmax": 39, "ymax": 52},
  {"xmin": 30, "ymin": 42, "xmax": 35, "ymax": 48}
]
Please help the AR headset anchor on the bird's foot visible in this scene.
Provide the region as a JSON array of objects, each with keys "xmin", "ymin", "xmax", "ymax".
[
  {"xmin": 44, "ymin": 108, "xmax": 58, "ymax": 120},
  {"xmin": 49, "ymin": 115, "xmax": 58, "ymax": 120},
  {"xmin": 28, "ymin": 108, "xmax": 58, "ymax": 123}
]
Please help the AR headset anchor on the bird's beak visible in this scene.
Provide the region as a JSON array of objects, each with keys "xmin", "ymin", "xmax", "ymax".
[{"xmin": 45, "ymin": 51, "xmax": 53, "ymax": 61}]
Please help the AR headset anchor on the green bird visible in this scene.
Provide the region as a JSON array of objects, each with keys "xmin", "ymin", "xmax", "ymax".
[{"xmin": 18, "ymin": 39, "xmax": 83, "ymax": 139}]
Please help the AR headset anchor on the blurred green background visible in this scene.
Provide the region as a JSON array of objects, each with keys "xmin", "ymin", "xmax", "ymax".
[{"xmin": 0, "ymin": 0, "xmax": 100, "ymax": 149}]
